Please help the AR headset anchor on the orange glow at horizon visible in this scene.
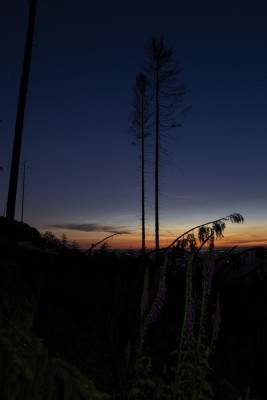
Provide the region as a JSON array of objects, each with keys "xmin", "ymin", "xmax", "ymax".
[
  {"xmin": 49, "ymin": 223, "xmax": 267, "ymax": 251},
  {"xmin": 75, "ymin": 236, "xmax": 267, "ymax": 251}
]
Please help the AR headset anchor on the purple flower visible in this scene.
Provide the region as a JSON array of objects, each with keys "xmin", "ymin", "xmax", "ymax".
[
  {"xmin": 211, "ymin": 298, "xmax": 221, "ymax": 343},
  {"xmin": 151, "ymin": 283, "xmax": 166, "ymax": 322},
  {"xmin": 206, "ymin": 259, "xmax": 215, "ymax": 295},
  {"xmin": 185, "ymin": 295, "xmax": 196, "ymax": 349}
]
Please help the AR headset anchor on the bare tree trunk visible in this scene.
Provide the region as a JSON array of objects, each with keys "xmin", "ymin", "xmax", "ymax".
[
  {"xmin": 144, "ymin": 35, "xmax": 188, "ymax": 260},
  {"xmin": 6, "ymin": 0, "xmax": 37, "ymax": 221},
  {"xmin": 141, "ymin": 95, "xmax": 146, "ymax": 253},
  {"xmin": 130, "ymin": 73, "xmax": 149, "ymax": 253},
  {"xmin": 155, "ymin": 66, "xmax": 159, "ymax": 258}
]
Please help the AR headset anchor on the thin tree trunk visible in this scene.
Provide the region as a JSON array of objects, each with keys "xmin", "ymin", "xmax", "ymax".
[
  {"xmin": 6, "ymin": 0, "xmax": 37, "ymax": 221},
  {"xmin": 145, "ymin": 36, "xmax": 187, "ymax": 258},
  {"xmin": 141, "ymin": 91, "xmax": 145, "ymax": 252},
  {"xmin": 130, "ymin": 73, "xmax": 149, "ymax": 253},
  {"xmin": 155, "ymin": 66, "xmax": 159, "ymax": 257}
]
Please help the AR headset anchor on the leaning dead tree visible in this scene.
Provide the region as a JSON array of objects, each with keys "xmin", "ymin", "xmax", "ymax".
[{"xmin": 6, "ymin": 0, "xmax": 37, "ymax": 221}]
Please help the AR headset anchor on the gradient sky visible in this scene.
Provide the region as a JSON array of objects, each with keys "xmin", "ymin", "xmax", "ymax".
[{"xmin": 1, "ymin": 0, "xmax": 267, "ymax": 250}]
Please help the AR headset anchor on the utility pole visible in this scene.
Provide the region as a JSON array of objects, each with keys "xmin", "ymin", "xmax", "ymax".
[
  {"xmin": 21, "ymin": 160, "xmax": 27, "ymax": 223},
  {"xmin": 0, "ymin": 119, "xmax": 3, "ymax": 171},
  {"xmin": 6, "ymin": 0, "xmax": 37, "ymax": 221}
]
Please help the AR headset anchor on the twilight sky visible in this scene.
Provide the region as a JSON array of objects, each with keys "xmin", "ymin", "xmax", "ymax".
[{"xmin": 1, "ymin": 0, "xmax": 267, "ymax": 250}]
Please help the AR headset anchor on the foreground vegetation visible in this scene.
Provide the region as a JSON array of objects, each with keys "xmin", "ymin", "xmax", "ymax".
[{"xmin": 0, "ymin": 216, "xmax": 266, "ymax": 400}]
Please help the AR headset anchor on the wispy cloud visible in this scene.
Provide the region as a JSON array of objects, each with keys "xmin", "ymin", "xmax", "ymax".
[
  {"xmin": 50, "ymin": 223, "xmax": 131, "ymax": 235},
  {"xmin": 167, "ymin": 193, "xmax": 193, "ymax": 200}
]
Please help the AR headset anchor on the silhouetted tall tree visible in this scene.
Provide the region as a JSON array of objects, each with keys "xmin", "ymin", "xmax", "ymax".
[
  {"xmin": 6, "ymin": 0, "xmax": 37, "ymax": 221},
  {"xmin": 144, "ymin": 35, "xmax": 187, "ymax": 256},
  {"xmin": 130, "ymin": 73, "xmax": 150, "ymax": 253}
]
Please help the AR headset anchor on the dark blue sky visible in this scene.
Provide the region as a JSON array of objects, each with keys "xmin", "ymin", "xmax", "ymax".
[{"xmin": 1, "ymin": 0, "xmax": 267, "ymax": 249}]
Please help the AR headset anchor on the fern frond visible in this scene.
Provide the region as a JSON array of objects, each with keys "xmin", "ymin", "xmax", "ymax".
[
  {"xmin": 165, "ymin": 212, "xmax": 244, "ymax": 250},
  {"xmin": 227, "ymin": 212, "xmax": 244, "ymax": 224}
]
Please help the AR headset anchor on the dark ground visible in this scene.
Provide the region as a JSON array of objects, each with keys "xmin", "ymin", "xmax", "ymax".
[{"xmin": 1, "ymin": 218, "xmax": 266, "ymax": 399}]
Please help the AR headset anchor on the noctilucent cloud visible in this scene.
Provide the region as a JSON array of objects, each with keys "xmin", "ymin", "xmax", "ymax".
[{"xmin": 1, "ymin": 0, "xmax": 267, "ymax": 249}]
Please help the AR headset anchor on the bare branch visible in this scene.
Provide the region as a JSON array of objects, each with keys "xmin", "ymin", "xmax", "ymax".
[{"xmin": 84, "ymin": 232, "xmax": 122, "ymax": 255}]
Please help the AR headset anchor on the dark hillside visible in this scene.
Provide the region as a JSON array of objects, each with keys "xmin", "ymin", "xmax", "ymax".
[{"xmin": 0, "ymin": 218, "xmax": 266, "ymax": 399}]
